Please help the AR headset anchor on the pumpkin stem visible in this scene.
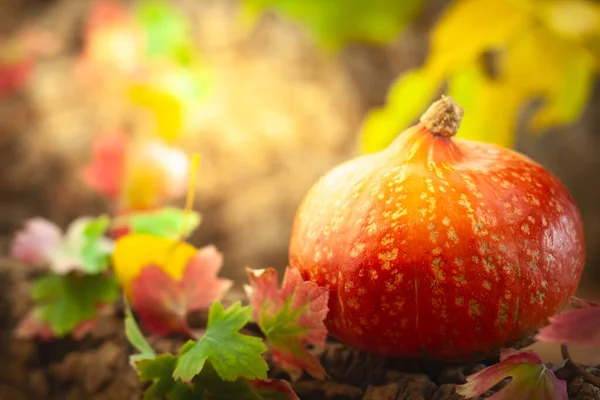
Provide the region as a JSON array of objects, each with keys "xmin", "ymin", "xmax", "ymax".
[{"xmin": 420, "ymin": 95, "xmax": 464, "ymax": 138}]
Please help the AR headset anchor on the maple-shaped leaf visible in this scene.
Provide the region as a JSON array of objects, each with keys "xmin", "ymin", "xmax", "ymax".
[
  {"xmin": 536, "ymin": 299, "xmax": 600, "ymax": 348},
  {"xmin": 30, "ymin": 272, "xmax": 119, "ymax": 337},
  {"xmin": 11, "ymin": 216, "xmax": 114, "ymax": 274},
  {"xmin": 113, "ymin": 207, "xmax": 201, "ymax": 240},
  {"xmin": 245, "ymin": 266, "xmax": 329, "ymax": 381},
  {"xmin": 82, "ymin": 131, "xmax": 127, "ymax": 199},
  {"xmin": 130, "ymin": 245, "xmax": 232, "ymax": 336},
  {"xmin": 173, "ymin": 301, "xmax": 269, "ymax": 382},
  {"xmin": 456, "ymin": 348, "xmax": 568, "ymax": 400}
]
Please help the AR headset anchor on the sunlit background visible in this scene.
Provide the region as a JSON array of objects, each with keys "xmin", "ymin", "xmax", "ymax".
[{"xmin": 1, "ymin": 0, "xmax": 599, "ymax": 365}]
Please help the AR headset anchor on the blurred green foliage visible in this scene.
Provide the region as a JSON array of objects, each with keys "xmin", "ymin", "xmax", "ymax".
[{"xmin": 240, "ymin": 0, "xmax": 423, "ymax": 50}]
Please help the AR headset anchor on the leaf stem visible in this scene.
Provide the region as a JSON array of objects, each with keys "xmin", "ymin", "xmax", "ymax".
[{"xmin": 561, "ymin": 344, "xmax": 600, "ymax": 388}]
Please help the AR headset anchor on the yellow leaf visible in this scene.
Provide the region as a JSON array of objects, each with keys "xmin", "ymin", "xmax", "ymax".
[
  {"xmin": 128, "ymin": 84, "xmax": 183, "ymax": 142},
  {"xmin": 538, "ymin": 0, "xmax": 600, "ymax": 41},
  {"xmin": 360, "ymin": 67, "xmax": 444, "ymax": 153},
  {"xmin": 502, "ymin": 23, "xmax": 597, "ymax": 132},
  {"xmin": 112, "ymin": 234, "xmax": 197, "ymax": 296},
  {"xmin": 447, "ymin": 62, "xmax": 522, "ymax": 148},
  {"xmin": 426, "ymin": 0, "xmax": 529, "ymax": 74},
  {"xmin": 529, "ymin": 48, "xmax": 596, "ymax": 131}
]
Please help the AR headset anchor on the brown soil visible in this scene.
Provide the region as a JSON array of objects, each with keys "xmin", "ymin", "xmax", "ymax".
[{"xmin": 1, "ymin": 256, "xmax": 598, "ymax": 400}]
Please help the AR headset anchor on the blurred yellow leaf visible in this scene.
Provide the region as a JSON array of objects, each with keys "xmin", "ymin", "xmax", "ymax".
[
  {"xmin": 538, "ymin": 0, "xmax": 600, "ymax": 41},
  {"xmin": 447, "ymin": 62, "xmax": 521, "ymax": 148},
  {"xmin": 502, "ymin": 24, "xmax": 597, "ymax": 132},
  {"xmin": 128, "ymin": 84, "xmax": 183, "ymax": 142},
  {"xmin": 360, "ymin": 67, "xmax": 444, "ymax": 153},
  {"xmin": 426, "ymin": 0, "xmax": 528, "ymax": 73},
  {"xmin": 112, "ymin": 234, "xmax": 197, "ymax": 296}
]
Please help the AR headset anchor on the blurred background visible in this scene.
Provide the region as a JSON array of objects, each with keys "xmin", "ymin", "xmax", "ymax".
[{"xmin": 0, "ymin": 0, "xmax": 599, "ymax": 311}]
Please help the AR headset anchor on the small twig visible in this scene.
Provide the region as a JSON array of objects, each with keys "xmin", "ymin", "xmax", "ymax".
[{"xmin": 561, "ymin": 344, "xmax": 600, "ymax": 387}]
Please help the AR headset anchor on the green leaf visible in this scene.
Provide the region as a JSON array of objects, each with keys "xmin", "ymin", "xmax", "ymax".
[
  {"xmin": 32, "ymin": 273, "xmax": 120, "ymax": 336},
  {"xmin": 240, "ymin": 0, "xmax": 422, "ymax": 50},
  {"xmin": 137, "ymin": 354, "xmax": 196, "ymax": 400},
  {"xmin": 173, "ymin": 301, "xmax": 269, "ymax": 383},
  {"xmin": 124, "ymin": 298, "xmax": 156, "ymax": 364},
  {"xmin": 117, "ymin": 207, "xmax": 202, "ymax": 239},
  {"xmin": 359, "ymin": 67, "xmax": 443, "ymax": 153},
  {"xmin": 80, "ymin": 215, "xmax": 113, "ymax": 274},
  {"xmin": 135, "ymin": 0, "xmax": 195, "ymax": 64}
]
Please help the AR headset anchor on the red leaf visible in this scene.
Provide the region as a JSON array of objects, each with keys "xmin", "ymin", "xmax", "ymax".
[
  {"xmin": 11, "ymin": 218, "xmax": 62, "ymax": 266},
  {"xmin": 536, "ymin": 306, "xmax": 600, "ymax": 348},
  {"xmin": 247, "ymin": 378, "xmax": 300, "ymax": 400},
  {"xmin": 131, "ymin": 246, "xmax": 232, "ymax": 337},
  {"xmin": 456, "ymin": 348, "xmax": 567, "ymax": 400},
  {"xmin": 245, "ymin": 266, "xmax": 329, "ymax": 381},
  {"xmin": 82, "ymin": 131, "xmax": 127, "ymax": 199}
]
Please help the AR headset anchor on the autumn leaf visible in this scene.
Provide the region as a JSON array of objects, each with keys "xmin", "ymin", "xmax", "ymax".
[
  {"xmin": 30, "ymin": 272, "xmax": 120, "ymax": 337},
  {"xmin": 112, "ymin": 207, "xmax": 201, "ymax": 240},
  {"xmin": 130, "ymin": 245, "xmax": 232, "ymax": 336},
  {"xmin": 240, "ymin": 0, "xmax": 422, "ymax": 51},
  {"xmin": 11, "ymin": 216, "xmax": 114, "ymax": 274},
  {"xmin": 446, "ymin": 62, "xmax": 521, "ymax": 147},
  {"xmin": 456, "ymin": 348, "xmax": 568, "ymax": 400},
  {"xmin": 536, "ymin": 298, "xmax": 600, "ymax": 349},
  {"xmin": 358, "ymin": 0, "xmax": 600, "ymax": 153},
  {"xmin": 173, "ymin": 301, "xmax": 269, "ymax": 382},
  {"xmin": 245, "ymin": 266, "xmax": 329, "ymax": 381},
  {"xmin": 112, "ymin": 233, "xmax": 198, "ymax": 296},
  {"xmin": 82, "ymin": 130, "xmax": 127, "ymax": 199}
]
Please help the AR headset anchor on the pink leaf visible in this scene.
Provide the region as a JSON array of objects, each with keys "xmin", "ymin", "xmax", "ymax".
[
  {"xmin": 11, "ymin": 218, "xmax": 62, "ymax": 266},
  {"xmin": 536, "ymin": 307, "xmax": 600, "ymax": 347},
  {"xmin": 131, "ymin": 246, "xmax": 232, "ymax": 337},
  {"xmin": 456, "ymin": 349, "xmax": 568, "ymax": 400},
  {"xmin": 245, "ymin": 266, "xmax": 329, "ymax": 381},
  {"xmin": 82, "ymin": 131, "xmax": 127, "ymax": 199}
]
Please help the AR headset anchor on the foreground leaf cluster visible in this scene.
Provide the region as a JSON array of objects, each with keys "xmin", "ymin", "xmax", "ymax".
[{"xmin": 126, "ymin": 301, "xmax": 298, "ymax": 400}]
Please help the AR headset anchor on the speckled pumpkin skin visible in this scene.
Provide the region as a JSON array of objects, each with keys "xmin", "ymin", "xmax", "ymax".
[{"xmin": 289, "ymin": 123, "xmax": 586, "ymax": 362}]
